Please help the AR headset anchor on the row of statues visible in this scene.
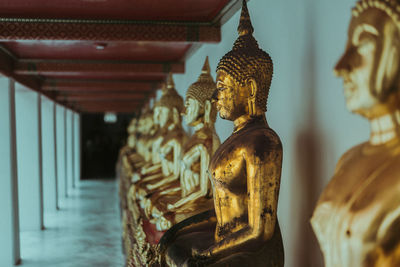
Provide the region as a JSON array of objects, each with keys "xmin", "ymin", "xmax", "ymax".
[{"xmin": 117, "ymin": 0, "xmax": 400, "ymax": 266}]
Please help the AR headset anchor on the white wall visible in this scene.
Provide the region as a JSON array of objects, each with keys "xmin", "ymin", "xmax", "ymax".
[
  {"xmin": 0, "ymin": 78, "xmax": 20, "ymax": 266},
  {"xmin": 41, "ymin": 97, "xmax": 57, "ymax": 214},
  {"xmin": 171, "ymin": 0, "xmax": 369, "ymax": 266},
  {"xmin": 15, "ymin": 84, "xmax": 43, "ymax": 231}
]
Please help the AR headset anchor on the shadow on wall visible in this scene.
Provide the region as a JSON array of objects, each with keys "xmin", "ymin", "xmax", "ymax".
[
  {"xmin": 291, "ymin": 6, "xmax": 328, "ymax": 266},
  {"xmin": 81, "ymin": 113, "xmax": 133, "ymax": 179}
]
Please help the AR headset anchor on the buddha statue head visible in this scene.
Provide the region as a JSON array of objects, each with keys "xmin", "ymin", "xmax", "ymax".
[
  {"xmin": 185, "ymin": 56, "xmax": 217, "ymax": 127},
  {"xmin": 153, "ymin": 84, "xmax": 166, "ymax": 128},
  {"xmin": 127, "ymin": 117, "xmax": 138, "ymax": 148},
  {"xmin": 137, "ymin": 108, "xmax": 154, "ymax": 136},
  {"xmin": 334, "ymin": 0, "xmax": 400, "ymax": 119},
  {"xmin": 215, "ymin": 0, "xmax": 273, "ymax": 121},
  {"xmin": 154, "ymin": 73, "xmax": 184, "ymax": 129}
]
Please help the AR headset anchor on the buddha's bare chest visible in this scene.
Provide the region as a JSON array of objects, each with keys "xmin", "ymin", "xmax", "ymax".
[
  {"xmin": 320, "ymin": 149, "xmax": 400, "ymax": 208},
  {"xmin": 313, "ymin": 145, "xmax": 400, "ymax": 258},
  {"xmin": 210, "ymin": 135, "xmax": 246, "ymax": 194}
]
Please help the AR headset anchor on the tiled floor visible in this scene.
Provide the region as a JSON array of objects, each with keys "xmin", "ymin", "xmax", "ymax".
[{"xmin": 19, "ymin": 180, "xmax": 124, "ymax": 267}]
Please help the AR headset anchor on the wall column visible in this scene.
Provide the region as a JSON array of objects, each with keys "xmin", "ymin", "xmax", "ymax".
[
  {"xmin": 66, "ymin": 110, "xmax": 73, "ymax": 190},
  {"xmin": 74, "ymin": 113, "xmax": 81, "ymax": 185},
  {"xmin": 0, "ymin": 78, "xmax": 20, "ymax": 266},
  {"xmin": 56, "ymin": 105, "xmax": 66, "ymax": 203},
  {"xmin": 63, "ymin": 108, "xmax": 68, "ymax": 197},
  {"xmin": 53, "ymin": 104, "xmax": 59, "ymax": 210},
  {"xmin": 15, "ymin": 84, "xmax": 44, "ymax": 231},
  {"xmin": 41, "ymin": 97, "xmax": 58, "ymax": 214},
  {"xmin": 71, "ymin": 112, "xmax": 75, "ymax": 188}
]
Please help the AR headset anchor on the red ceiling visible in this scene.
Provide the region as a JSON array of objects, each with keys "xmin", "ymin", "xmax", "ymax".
[
  {"xmin": 0, "ymin": 0, "xmax": 241, "ymax": 113},
  {"xmin": 1, "ymin": 41, "xmax": 191, "ymax": 61},
  {"xmin": 44, "ymin": 73, "xmax": 168, "ymax": 81},
  {"xmin": 0, "ymin": 0, "xmax": 230, "ymax": 21}
]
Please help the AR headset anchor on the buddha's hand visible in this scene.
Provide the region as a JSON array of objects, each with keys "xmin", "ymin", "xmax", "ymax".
[
  {"xmin": 182, "ymin": 249, "xmax": 211, "ymax": 267},
  {"xmin": 191, "ymin": 248, "xmax": 211, "ymax": 259},
  {"xmin": 167, "ymin": 203, "xmax": 175, "ymax": 211}
]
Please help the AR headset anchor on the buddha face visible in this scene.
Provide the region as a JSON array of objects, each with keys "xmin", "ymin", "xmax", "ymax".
[
  {"xmin": 128, "ymin": 119, "xmax": 137, "ymax": 134},
  {"xmin": 137, "ymin": 117, "xmax": 145, "ymax": 133},
  {"xmin": 153, "ymin": 107, "xmax": 161, "ymax": 126},
  {"xmin": 184, "ymin": 98, "xmax": 201, "ymax": 126},
  {"xmin": 157, "ymin": 106, "xmax": 171, "ymax": 128},
  {"xmin": 216, "ymin": 70, "xmax": 249, "ymax": 121},
  {"xmin": 127, "ymin": 135, "xmax": 136, "ymax": 148},
  {"xmin": 334, "ymin": 8, "xmax": 400, "ymax": 118},
  {"xmin": 143, "ymin": 114, "xmax": 154, "ymax": 134}
]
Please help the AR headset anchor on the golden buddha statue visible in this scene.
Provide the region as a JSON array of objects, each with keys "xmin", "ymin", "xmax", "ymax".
[
  {"xmin": 125, "ymin": 74, "xmax": 188, "ymax": 266},
  {"xmin": 134, "ymin": 109, "xmax": 157, "ymax": 167},
  {"xmin": 311, "ymin": 1, "xmax": 400, "ymax": 266},
  {"xmin": 133, "ymin": 73, "xmax": 187, "ymax": 203},
  {"xmin": 148, "ymin": 57, "xmax": 221, "ymax": 232},
  {"xmin": 119, "ymin": 117, "xmax": 139, "ymax": 210},
  {"xmin": 120, "ymin": 109, "xmax": 156, "ymax": 258},
  {"xmin": 131, "ymin": 85, "xmax": 171, "ymax": 185},
  {"xmin": 158, "ymin": 2, "xmax": 284, "ymax": 266}
]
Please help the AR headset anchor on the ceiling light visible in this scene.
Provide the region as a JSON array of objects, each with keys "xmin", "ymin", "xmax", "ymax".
[
  {"xmin": 95, "ymin": 43, "xmax": 107, "ymax": 50},
  {"xmin": 104, "ymin": 112, "xmax": 117, "ymax": 123}
]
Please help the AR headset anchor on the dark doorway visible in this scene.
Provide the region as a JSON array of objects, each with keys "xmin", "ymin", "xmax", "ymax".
[{"xmin": 81, "ymin": 113, "xmax": 133, "ymax": 179}]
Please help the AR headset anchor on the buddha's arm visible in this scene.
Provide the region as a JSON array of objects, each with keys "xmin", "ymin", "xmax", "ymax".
[
  {"xmin": 168, "ymin": 145, "xmax": 209, "ymax": 210},
  {"xmin": 159, "ymin": 186, "xmax": 181, "ymax": 196},
  {"xmin": 373, "ymin": 205, "xmax": 400, "ymax": 265},
  {"xmin": 138, "ymin": 172, "xmax": 164, "ymax": 183},
  {"xmin": 141, "ymin": 163, "xmax": 162, "ymax": 175},
  {"xmin": 160, "ymin": 141, "xmax": 173, "ymax": 175},
  {"xmin": 147, "ymin": 140, "xmax": 182, "ymax": 190},
  {"xmin": 180, "ymin": 147, "xmax": 201, "ymax": 196},
  {"xmin": 158, "ymin": 209, "xmax": 216, "ymax": 253},
  {"xmin": 202, "ymin": 146, "xmax": 282, "ymax": 258},
  {"xmin": 141, "ymin": 139, "xmax": 163, "ymax": 174}
]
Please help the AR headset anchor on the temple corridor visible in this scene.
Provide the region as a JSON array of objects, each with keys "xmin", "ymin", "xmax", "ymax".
[
  {"xmin": 0, "ymin": 0, "xmax": 383, "ymax": 266},
  {"xmin": 18, "ymin": 180, "xmax": 124, "ymax": 267}
]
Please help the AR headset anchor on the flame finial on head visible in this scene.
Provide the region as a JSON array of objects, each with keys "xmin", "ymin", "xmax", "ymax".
[
  {"xmin": 186, "ymin": 56, "xmax": 217, "ymax": 109},
  {"xmin": 155, "ymin": 72, "xmax": 184, "ymax": 113},
  {"xmin": 238, "ymin": 0, "xmax": 254, "ymax": 36},
  {"xmin": 201, "ymin": 56, "xmax": 211, "ymax": 75},
  {"xmin": 167, "ymin": 72, "xmax": 175, "ymax": 89}
]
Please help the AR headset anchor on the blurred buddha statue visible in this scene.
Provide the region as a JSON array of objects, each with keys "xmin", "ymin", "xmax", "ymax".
[
  {"xmin": 127, "ymin": 117, "xmax": 138, "ymax": 150},
  {"xmin": 119, "ymin": 117, "xmax": 138, "ymax": 208},
  {"xmin": 126, "ymin": 74, "xmax": 187, "ymax": 266},
  {"xmin": 132, "ymin": 74, "xmax": 187, "ymax": 204},
  {"xmin": 120, "ymin": 107, "xmax": 156, "ymax": 252},
  {"xmin": 158, "ymin": 2, "xmax": 284, "ymax": 266},
  {"xmin": 131, "ymin": 84, "xmax": 170, "ymax": 184},
  {"xmin": 149, "ymin": 57, "xmax": 221, "ymax": 232},
  {"xmin": 119, "ymin": 117, "xmax": 138, "ymax": 160},
  {"xmin": 311, "ymin": 1, "xmax": 400, "ymax": 266},
  {"xmin": 124, "ymin": 108, "xmax": 154, "ymax": 175}
]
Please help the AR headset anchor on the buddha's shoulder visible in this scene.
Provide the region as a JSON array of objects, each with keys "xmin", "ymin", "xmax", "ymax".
[
  {"xmin": 335, "ymin": 142, "xmax": 366, "ymax": 169},
  {"xmin": 247, "ymin": 126, "xmax": 281, "ymax": 144},
  {"xmin": 231, "ymin": 126, "xmax": 282, "ymax": 157}
]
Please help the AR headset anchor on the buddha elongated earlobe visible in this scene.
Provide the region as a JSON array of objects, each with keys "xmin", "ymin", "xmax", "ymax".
[
  {"xmin": 204, "ymin": 100, "xmax": 211, "ymax": 125},
  {"xmin": 172, "ymin": 108, "xmax": 179, "ymax": 124},
  {"xmin": 248, "ymin": 79, "xmax": 257, "ymax": 117}
]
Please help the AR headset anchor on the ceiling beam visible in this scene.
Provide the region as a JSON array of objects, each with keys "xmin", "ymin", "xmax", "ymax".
[
  {"xmin": 15, "ymin": 60, "xmax": 185, "ymax": 76},
  {"xmin": 0, "ymin": 20, "xmax": 220, "ymax": 43},
  {"xmin": 42, "ymin": 79, "xmax": 161, "ymax": 92},
  {"xmin": 56, "ymin": 92, "xmax": 145, "ymax": 102},
  {"xmin": 74, "ymin": 101, "xmax": 141, "ymax": 113}
]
